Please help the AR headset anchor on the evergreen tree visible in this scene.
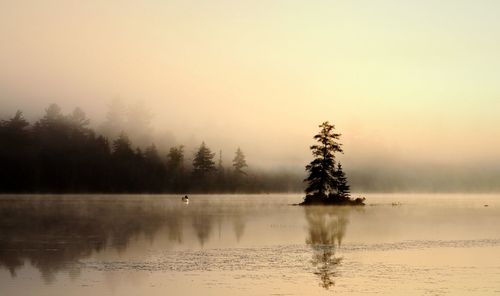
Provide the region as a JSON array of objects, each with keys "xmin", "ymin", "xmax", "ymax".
[
  {"xmin": 0, "ymin": 111, "xmax": 34, "ymax": 191},
  {"xmin": 166, "ymin": 145, "xmax": 185, "ymax": 192},
  {"xmin": 112, "ymin": 132, "xmax": 134, "ymax": 158},
  {"xmin": 0, "ymin": 111, "xmax": 31, "ymax": 148},
  {"xmin": 335, "ymin": 163, "xmax": 350, "ymax": 201},
  {"xmin": 144, "ymin": 144, "xmax": 160, "ymax": 162},
  {"xmin": 304, "ymin": 122, "xmax": 343, "ymax": 201},
  {"xmin": 65, "ymin": 108, "xmax": 94, "ymax": 191},
  {"xmin": 143, "ymin": 144, "xmax": 167, "ymax": 191},
  {"xmin": 35, "ymin": 104, "xmax": 65, "ymax": 134},
  {"xmin": 192, "ymin": 142, "xmax": 216, "ymax": 177},
  {"xmin": 167, "ymin": 146, "xmax": 184, "ymax": 172},
  {"xmin": 217, "ymin": 149, "xmax": 226, "ymax": 179},
  {"xmin": 217, "ymin": 150, "xmax": 224, "ymax": 172},
  {"xmin": 216, "ymin": 150, "xmax": 228, "ymax": 191},
  {"xmin": 110, "ymin": 132, "xmax": 137, "ymax": 191},
  {"xmin": 232, "ymin": 147, "xmax": 248, "ymax": 175},
  {"xmin": 0, "ymin": 111, "xmax": 30, "ymax": 132},
  {"xmin": 84, "ymin": 134, "xmax": 112, "ymax": 192},
  {"xmin": 134, "ymin": 147, "xmax": 144, "ymax": 163},
  {"xmin": 33, "ymin": 104, "xmax": 73, "ymax": 192}
]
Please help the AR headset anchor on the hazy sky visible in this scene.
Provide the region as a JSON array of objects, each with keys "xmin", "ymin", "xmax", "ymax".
[{"xmin": 1, "ymin": 0, "xmax": 500, "ymax": 170}]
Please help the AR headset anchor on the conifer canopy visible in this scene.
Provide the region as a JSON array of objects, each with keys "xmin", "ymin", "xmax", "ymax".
[{"xmin": 302, "ymin": 121, "xmax": 364, "ymax": 205}]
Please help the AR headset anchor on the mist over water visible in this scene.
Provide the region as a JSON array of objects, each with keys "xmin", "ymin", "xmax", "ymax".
[
  {"xmin": 2, "ymin": 1, "xmax": 500, "ymax": 295},
  {"xmin": 1, "ymin": 194, "xmax": 500, "ymax": 295}
]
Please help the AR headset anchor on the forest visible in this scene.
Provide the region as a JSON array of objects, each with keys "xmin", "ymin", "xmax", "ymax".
[
  {"xmin": 3, "ymin": 103, "xmax": 500, "ymax": 194},
  {"xmin": 0, "ymin": 104, "xmax": 301, "ymax": 193}
]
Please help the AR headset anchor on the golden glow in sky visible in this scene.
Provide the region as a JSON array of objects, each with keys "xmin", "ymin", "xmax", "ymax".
[{"xmin": 1, "ymin": 0, "xmax": 499, "ymax": 168}]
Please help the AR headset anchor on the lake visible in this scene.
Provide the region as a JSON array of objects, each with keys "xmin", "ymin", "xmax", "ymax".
[{"xmin": 1, "ymin": 194, "xmax": 500, "ymax": 295}]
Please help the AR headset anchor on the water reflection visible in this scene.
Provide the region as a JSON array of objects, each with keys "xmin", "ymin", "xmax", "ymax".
[
  {"xmin": 3, "ymin": 195, "xmax": 500, "ymax": 295},
  {"xmin": 0, "ymin": 197, "xmax": 249, "ymax": 282},
  {"xmin": 192, "ymin": 211, "xmax": 214, "ymax": 246},
  {"xmin": 304, "ymin": 206, "xmax": 350, "ymax": 289},
  {"xmin": 0, "ymin": 199, "xmax": 166, "ymax": 282},
  {"xmin": 1, "ymin": 196, "xmax": 354, "ymax": 291},
  {"xmin": 231, "ymin": 214, "xmax": 246, "ymax": 242}
]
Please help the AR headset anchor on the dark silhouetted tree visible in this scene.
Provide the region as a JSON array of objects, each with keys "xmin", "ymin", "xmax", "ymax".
[
  {"xmin": 143, "ymin": 144, "xmax": 167, "ymax": 192},
  {"xmin": 83, "ymin": 134, "xmax": 112, "ymax": 191},
  {"xmin": 33, "ymin": 104, "xmax": 74, "ymax": 192},
  {"xmin": 192, "ymin": 142, "xmax": 216, "ymax": 191},
  {"xmin": 0, "ymin": 110, "xmax": 29, "ymax": 131},
  {"xmin": 166, "ymin": 145, "xmax": 185, "ymax": 192},
  {"xmin": 110, "ymin": 133, "xmax": 138, "ymax": 191},
  {"xmin": 192, "ymin": 142, "xmax": 216, "ymax": 177},
  {"xmin": 112, "ymin": 132, "xmax": 134, "ymax": 158},
  {"xmin": 65, "ymin": 108, "xmax": 95, "ymax": 190},
  {"xmin": 144, "ymin": 144, "xmax": 161, "ymax": 163},
  {"xmin": 167, "ymin": 146, "xmax": 184, "ymax": 172},
  {"xmin": 335, "ymin": 163, "xmax": 350, "ymax": 201},
  {"xmin": 0, "ymin": 111, "xmax": 34, "ymax": 191},
  {"xmin": 304, "ymin": 122, "xmax": 343, "ymax": 203}
]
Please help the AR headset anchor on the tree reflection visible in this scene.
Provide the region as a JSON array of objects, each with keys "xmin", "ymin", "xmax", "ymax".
[
  {"xmin": 0, "ymin": 199, "xmax": 178, "ymax": 282},
  {"xmin": 231, "ymin": 214, "xmax": 246, "ymax": 242},
  {"xmin": 0, "ymin": 197, "xmax": 248, "ymax": 282},
  {"xmin": 192, "ymin": 213, "xmax": 214, "ymax": 247},
  {"xmin": 304, "ymin": 206, "xmax": 349, "ymax": 290}
]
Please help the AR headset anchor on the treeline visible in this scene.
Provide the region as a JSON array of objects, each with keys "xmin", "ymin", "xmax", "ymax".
[{"xmin": 0, "ymin": 104, "xmax": 302, "ymax": 193}]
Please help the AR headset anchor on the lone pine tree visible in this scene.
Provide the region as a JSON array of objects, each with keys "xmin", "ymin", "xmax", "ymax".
[
  {"xmin": 304, "ymin": 121, "xmax": 343, "ymax": 202},
  {"xmin": 302, "ymin": 121, "xmax": 364, "ymax": 205}
]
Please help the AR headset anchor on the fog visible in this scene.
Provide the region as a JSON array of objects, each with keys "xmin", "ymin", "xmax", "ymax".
[{"xmin": 1, "ymin": 0, "xmax": 500, "ymax": 191}]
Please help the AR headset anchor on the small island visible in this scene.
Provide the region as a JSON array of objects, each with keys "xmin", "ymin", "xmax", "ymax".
[{"xmin": 300, "ymin": 121, "xmax": 365, "ymax": 206}]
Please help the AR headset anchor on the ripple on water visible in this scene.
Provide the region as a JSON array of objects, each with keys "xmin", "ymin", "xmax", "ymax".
[{"xmin": 81, "ymin": 238, "xmax": 500, "ymax": 273}]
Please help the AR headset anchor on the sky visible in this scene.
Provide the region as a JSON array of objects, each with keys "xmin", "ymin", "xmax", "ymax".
[{"xmin": 1, "ymin": 0, "xmax": 500, "ymax": 171}]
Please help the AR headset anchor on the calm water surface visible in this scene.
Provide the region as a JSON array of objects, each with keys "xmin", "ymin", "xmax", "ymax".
[{"xmin": 1, "ymin": 194, "xmax": 500, "ymax": 295}]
